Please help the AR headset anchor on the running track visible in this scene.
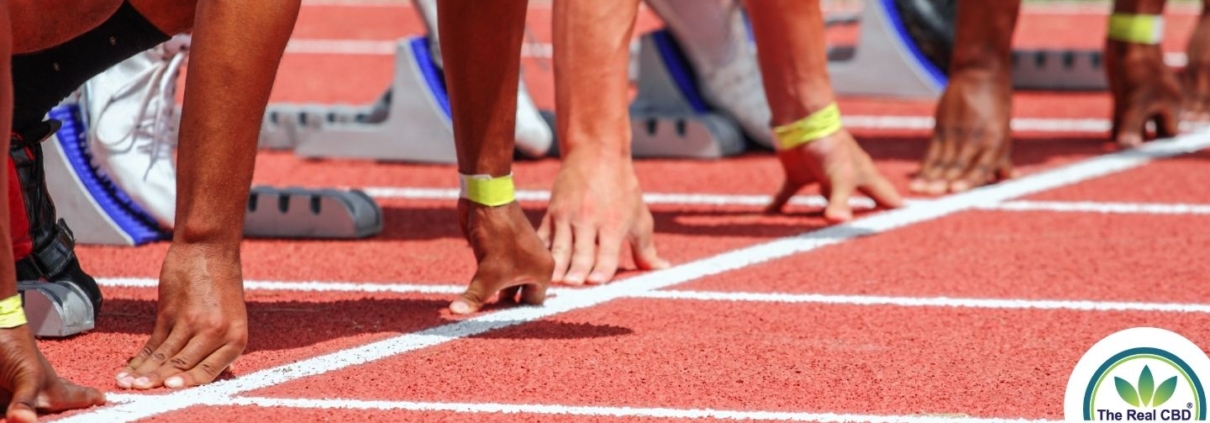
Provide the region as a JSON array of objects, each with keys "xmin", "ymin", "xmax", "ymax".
[{"xmin": 37, "ymin": 3, "xmax": 1210, "ymax": 422}]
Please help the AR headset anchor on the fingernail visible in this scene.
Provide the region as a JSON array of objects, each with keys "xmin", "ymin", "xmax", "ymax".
[
  {"xmin": 134, "ymin": 377, "xmax": 150, "ymax": 388},
  {"xmin": 565, "ymin": 274, "xmax": 584, "ymax": 285},
  {"xmin": 450, "ymin": 301, "xmax": 472, "ymax": 315},
  {"xmin": 165, "ymin": 376, "xmax": 184, "ymax": 389},
  {"xmin": 117, "ymin": 376, "xmax": 134, "ymax": 389},
  {"xmin": 587, "ymin": 273, "xmax": 607, "ymax": 284},
  {"xmin": 116, "ymin": 372, "xmax": 129, "ymax": 381}
]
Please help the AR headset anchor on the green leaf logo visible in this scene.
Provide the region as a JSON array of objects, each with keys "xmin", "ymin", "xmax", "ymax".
[
  {"xmin": 1117, "ymin": 376, "xmax": 1141, "ymax": 407},
  {"xmin": 1116, "ymin": 365, "xmax": 1180, "ymax": 408}
]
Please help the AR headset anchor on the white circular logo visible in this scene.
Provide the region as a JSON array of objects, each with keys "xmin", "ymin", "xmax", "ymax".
[{"xmin": 1065, "ymin": 328, "xmax": 1210, "ymax": 421}]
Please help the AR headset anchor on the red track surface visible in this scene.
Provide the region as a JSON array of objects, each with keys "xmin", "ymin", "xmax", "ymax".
[{"xmin": 34, "ymin": 3, "xmax": 1210, "ymax": 422}]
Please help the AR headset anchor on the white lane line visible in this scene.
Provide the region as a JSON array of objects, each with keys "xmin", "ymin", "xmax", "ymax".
[
  {"xmin": 841, "ymin": 115, "xmax": 1113, "ymax": 133},
  {"xmin": 97, "ymin": 277, "xmax": 1210, "ymax": 313},
  {"xmin": 60, "ymin": 131, "xmax": 1210, "ymax": 423},
  {"xmin": 96, "ymin": 277, "xmax": 468, "ymax": 295},
  {"xmin": 986, "ymin": 200, "xmax": 1210, "ymax": 215},
  {"xmin": 205, "ymin": 396, "xmax": 1060, "ymax": 423},
  {"xmin": 638, "ymin": 291, "xmax": 1210, "ymax": 314},
  {"xmin": 105, "ymin": 392, "xmax": 1056, "ymax": 422},
  {"xmin": 366, "ymin": 187, "xmax": 1210, "ymax": 217},
  {"xmin": 285, "ymin": 38, "xmax": 552, "ymax": 58}
]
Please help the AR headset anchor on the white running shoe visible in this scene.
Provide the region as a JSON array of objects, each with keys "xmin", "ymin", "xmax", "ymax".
[
  {"xmin": 514, "ymin": 77, "xmax": 554, "ymax": 158},
  {"xmin": 82, "ymin": 34, "xmax": 190, "ymax": 230},
  {"xmin": 696, "ymin": 46, "xmax": 775, "ymax": 148}
]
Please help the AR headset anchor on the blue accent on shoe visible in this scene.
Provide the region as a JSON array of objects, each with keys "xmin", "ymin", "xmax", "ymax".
[
  {"xmin": 650, "ymin": 30, "xmax": 711, "ymax": 114},
  {"xmin": 878, "ymin": 0, "xmax": 948, "ymax": 90},
  {"xmin": 409, "ymin": 36, "xmax": 452, "ymax": 120},
  {"xmin": 48, "ymin": 104, "xmax": 169, "ymax": 245}
]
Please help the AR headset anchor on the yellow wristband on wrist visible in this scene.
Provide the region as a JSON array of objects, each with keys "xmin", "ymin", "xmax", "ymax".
[
  {"xmin": 1108, "ymin": 13, "xmax": 1164, "ymax": 45},
  {"xmin": 773, "ymin": 103, "xmax": 843, "ymax": 151},
  {"xmin": 459, "ymin": 173, "xmax": 515, "ymax": 207},
  {"xmin": 0, "ymin": 295, "xmax": 27, "ymax": 329}
]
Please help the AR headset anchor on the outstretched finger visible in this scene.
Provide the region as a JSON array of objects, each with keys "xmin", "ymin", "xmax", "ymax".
[
  {"xmin": 160, "ymin": 344, "xmax": 242, "ymax": 390},
  {"xmin": 121, "ymin": 320, "xmax": 172, "ymax": 379},
  {"xmin": 6, "ymin": 377, "xmax": 39, "ymax": 423},
  {"xmin": 535, "ymin": 213, "xmax": 553, "ymax": 248},
  {"xmin": 1154, "ymin": 104, "xmax": 1180, "ymax": 139},
  {"xmin": 548, "ymin": 219, "xmax": 573, "ymax": 283},
  {"xmin": 1113, "ymin": 105, "xmax": 1148, "ymax": 147},
  {"xmin": 858, "ymin": 173, "xmax": 902, "ymax": 209},
  {"xmin": 823, "ymin": 179, "xmax": 857, "ymax": 223},
  {"xmin": 586, "ymin": 231, "xmax": 623, "ymax": 284},
  {"xmin": 124, "ymin": 330, "xmax": 191, "ymax": 389},
  {"xmin": 140, "ymin": 330, "xmax": 244, "ymax": 389},
  {"xmin": 450, "ymin": 274, "xmax": 496, "ymax": 315},
  {"xmin": 764, "ymin": 180, "xmax": 799, "ymax": 214},
  {"xmin": 561, "ymin": 224, "xmax": 597, "ymax": 285},
  {"xmin": 43, "ymin": 379, "xmax": 106, "ymax": 412},
  {"xmin": 630, "ymin": 214, "xmax": 669, "ymax": 271}
]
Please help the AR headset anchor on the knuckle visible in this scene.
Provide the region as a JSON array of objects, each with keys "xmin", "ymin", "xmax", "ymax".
[
  {"xmin": 169, "ymin": 357, "xmax": 193, "ymax": 371},
  {"xmin": 198, "ymin": 362, "xmax": 221, "ymax": 377}
]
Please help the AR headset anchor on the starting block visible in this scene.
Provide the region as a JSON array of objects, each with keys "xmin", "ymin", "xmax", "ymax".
[
  {"xmin": 44, "ymin": 102, "xmax": 386, "ymax": 246},
  {"xmin": 827, "ymin": 0, "xmax": 949, "ymax": 98},
  {"xmin": 45, "ymin": 103, "xmax": 170, "ymax": 246},
  {"xmin": 20, "ymin": 280, "xmax": 95, "ymax": 338},
  {"xmin": 260, "ymin": 37, "xmax": 459, "ymax": 163},
  {"xmin": 628, "ymin": 30, "xmax": 746, "ymax": 159},
  {"xmin": 244, "ymin": 186, "xmax": 383, "ymax": 239},
  {"xmin": 826, "ymin": 0, "xmax": 1107, "ymax": 97}
]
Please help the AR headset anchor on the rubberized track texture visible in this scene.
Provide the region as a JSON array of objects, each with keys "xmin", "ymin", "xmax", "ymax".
[{"xmin": 35, "ymin": 2, "xmax": 1210, "ymax": 422}]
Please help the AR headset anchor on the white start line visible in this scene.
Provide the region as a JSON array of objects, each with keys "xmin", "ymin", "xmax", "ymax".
[
  {"xmin": 103, "ymin": 392, "xmax": 1062, "ymax": 423},
  {"xmin": 61, "ymin": 130, "xmax": 1210, "ymax": 422}
]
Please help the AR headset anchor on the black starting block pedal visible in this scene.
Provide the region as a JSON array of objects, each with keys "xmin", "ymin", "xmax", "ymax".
[
  {"xmin": 19, "ymin": 280, "xmax": 95, "ymax": 338},
  {"xmin": 244, "ymin": 186, "xmax": 383, "ymax": 239}
]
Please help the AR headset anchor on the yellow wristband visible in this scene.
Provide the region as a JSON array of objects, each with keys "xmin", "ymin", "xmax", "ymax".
[
  {"xmin": 0, "ymin": 295, "xmax": 27, "ymax": 329},
  {"xmin": 773, "ymin": 103, "xmax": 843, "ymax": 151},
  {"xmin": 1108, "ymin": 13, "xmax": 1164, "ymax": 45},
  {"xmin": 459, "ymin": 173, "xmax": 515, "ymax": 207}
]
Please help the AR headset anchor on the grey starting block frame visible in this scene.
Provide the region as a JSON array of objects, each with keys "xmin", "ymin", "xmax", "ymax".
[
  {"xmin": 260, "ymin": 37, "xmax": 459, "ymax": 163},
  {"xmin": 827, "ymin": 0, "xmax": 948, "ymax": 98},
  {"xmin": 628, "ymin": 31, "xmax": 746, "ymax": 159},
  {"xmin": 244, "ymin": 186, "xmax": 383, "ymax": 239},
  {"xmin": 20, "ymin": 281, "xmax": 95, "ymax": 338},
  {"xmin": 827, "ymin": 0, "xmax": 1108, "ymax": 97},
  {"xmin": 1011, "ymin": 49, "xmax": 1107, "ymax": 91}
]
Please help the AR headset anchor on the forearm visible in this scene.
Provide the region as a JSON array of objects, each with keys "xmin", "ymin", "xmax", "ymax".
[
  {"xmin": 744, "ymin": 0, "xmax": 833, "ymax": 126},
  {"xmin": 949, "ymin": 0, "xmax": 1021, "ymax": 74},
  {"xmin": 552, "ymin": 0, "xmax": 641, "ymax": 160},
  {"xmin": 0, "ymin": 2, "xmax": 13, "ymax": 298},
  {"xmin": 174, "ymin": 0, "xmax": 299, "ymax": 246},
  {"xmin": 437, "ymin": 0, "xmax": 527, "ymax": 177}
]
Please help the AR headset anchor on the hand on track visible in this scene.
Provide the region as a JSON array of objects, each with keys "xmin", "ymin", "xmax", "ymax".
[
  {"xmin": 0, "ymin": 325, "xmax": 105, "ymax": 422},
  {"xmin": 768, "ymin": 129, "xmax": 902, "ymax": 221},
  {"xmin": 1106, "ymin": 39, "xmax": 1182, "ymax": 147},
  {"xmin": 537, "ymin": 155, "xmax": 668, "ymax": 286},
  {"xmin": 451, "ymin": 201, "xmax": 553, "ymax": 314},
  {"xmin": 118, "ymin": 243, "xmax": 247, "ymax": 390},
  {"xmin": 910, "ymin": 69, "xmax": 1015, "ymax": 195}
]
